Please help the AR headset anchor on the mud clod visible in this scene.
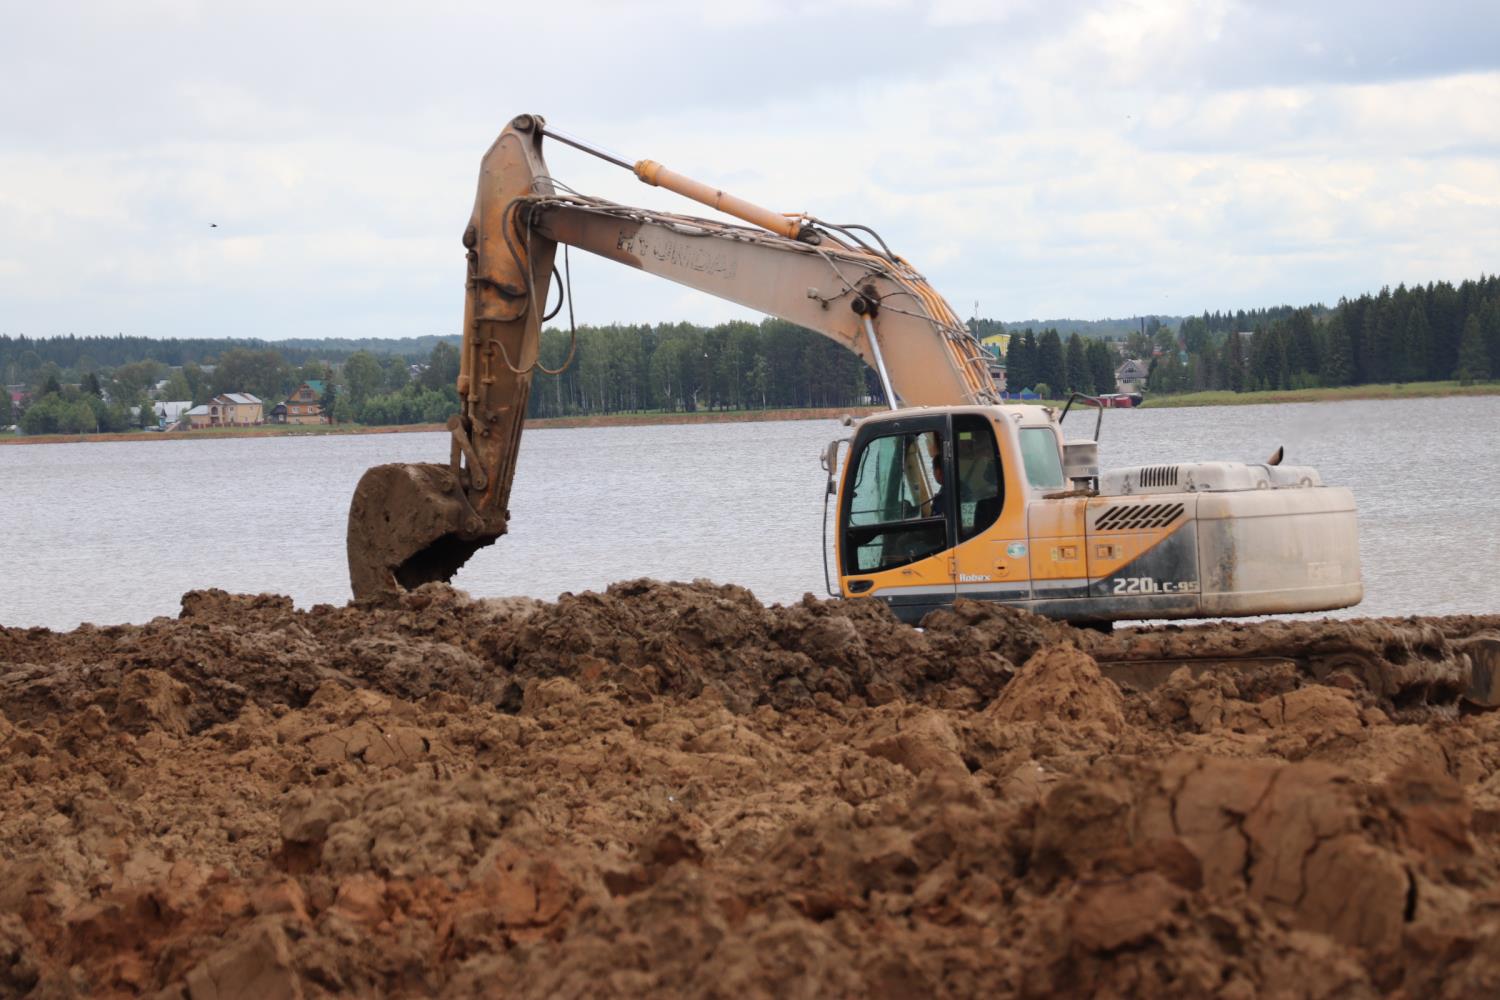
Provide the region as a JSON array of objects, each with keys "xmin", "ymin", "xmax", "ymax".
[
  {"xmin": 2, "ymin": 582, "xmax": 1499, "ymax": 996},
  {"xmin": 987, "ymin": 644, "xmax": 1125, "ymax": 735}
]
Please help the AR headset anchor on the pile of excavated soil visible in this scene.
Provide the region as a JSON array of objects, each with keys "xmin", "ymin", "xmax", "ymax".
[{"xmin": 3, "ymin": 580, "xmax": 1500, "ymax": 997}]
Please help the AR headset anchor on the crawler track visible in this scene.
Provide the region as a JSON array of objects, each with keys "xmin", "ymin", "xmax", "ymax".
[{"xmin": 1082, "ymin": 615, "xmax": 1500, "ymax": 713}]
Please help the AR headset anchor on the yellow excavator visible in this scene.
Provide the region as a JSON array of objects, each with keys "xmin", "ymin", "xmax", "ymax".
[{"xmin": 346, "ymin": 114, "xmax": 1363, "ymax": 627}]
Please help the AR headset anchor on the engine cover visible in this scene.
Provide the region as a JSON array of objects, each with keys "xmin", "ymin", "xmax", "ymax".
[{"xmin": 1099, "ymin": 461, "xmax": 1323, "ymax": 496}]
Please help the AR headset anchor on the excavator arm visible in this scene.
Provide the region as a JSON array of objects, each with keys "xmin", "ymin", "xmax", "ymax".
[{"xmin": 347, "ymin": 114, "xmax": 996, "ymax": 599}]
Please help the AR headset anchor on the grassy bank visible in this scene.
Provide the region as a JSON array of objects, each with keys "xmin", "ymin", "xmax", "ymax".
[
  {"xmin": 1138, "ymin": 380, "xmax": 1500, "ymax": 408},
  {"xmin": 0, "ymin": 406, "xmax": 879, "ymax": 447}
]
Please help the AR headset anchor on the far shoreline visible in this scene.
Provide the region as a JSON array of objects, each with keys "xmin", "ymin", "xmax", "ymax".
[
  {"xmin": 0, "ymin": 406, "xmax": 885, "ymax": 447},
  {"xmin": 1138, "ymin": 380, "xmax": 1500, "ymax": 408},
  {"xmin": 4, "ymin": 381, "xmax": 1496, "ymax": 446}
]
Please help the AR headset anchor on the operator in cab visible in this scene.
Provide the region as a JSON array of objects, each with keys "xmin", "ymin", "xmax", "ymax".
[
  {"xmin": 955, "ymin": 431, "xmax": 1001, "ymax": 541},
  {"xmin": 928, "ymin": 456, "xmax": 948, "ymax": 517}
]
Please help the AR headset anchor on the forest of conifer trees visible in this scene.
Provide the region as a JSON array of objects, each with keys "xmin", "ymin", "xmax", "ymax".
[
  {"xmin": 1142, "ymin": 276, "xmax": 1500, "ymax": 394},
  {"xmin": 517, "ymin": 274, "xmax": 1500, "ymax": 412},
  {"xmin": 522, "ymin": 318, "xmax": 875, "ymax": 418}
]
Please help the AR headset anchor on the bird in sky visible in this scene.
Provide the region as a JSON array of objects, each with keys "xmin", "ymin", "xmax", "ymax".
[{"xmin": 209, "ymin": 223, "xmax": 218, "ymax": 228}]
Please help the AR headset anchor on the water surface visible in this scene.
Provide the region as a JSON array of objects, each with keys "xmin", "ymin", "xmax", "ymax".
[{"xmin": 2, "ymin": 396, "xmax": 1496, "ymax": 630}]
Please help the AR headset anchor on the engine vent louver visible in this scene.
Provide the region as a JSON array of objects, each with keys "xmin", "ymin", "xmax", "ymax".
[
  {"xmin": 1139, "ymin": 465, "xmax": 1179, "ymax": 488},
  {"xmin": 1093, "ymin": 502, "xmax": 1186, "ymax": 532}
]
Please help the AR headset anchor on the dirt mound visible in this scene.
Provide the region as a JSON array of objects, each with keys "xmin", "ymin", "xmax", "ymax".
[
  {"xmin": 986, "ymin": 644, "xmax": 1126, "ymax": 735},
  {"xmin": 488, "ymin": 579, "xmax": 1016, "ymax": 712},
  {"xmin": 3, "ymin": 582, "xmax": 1500, "ymax": 997}
]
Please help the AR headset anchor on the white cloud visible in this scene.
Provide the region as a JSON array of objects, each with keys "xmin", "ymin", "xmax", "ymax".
[{"xmin": 1, "ymin": 0, "xmax": 1498, "ymax": 340}]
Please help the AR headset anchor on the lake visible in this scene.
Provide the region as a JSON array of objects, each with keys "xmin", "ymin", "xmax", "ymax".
[{"xmin": 2, "ymin": 395, "xmax": 1497, "ymax": 631}]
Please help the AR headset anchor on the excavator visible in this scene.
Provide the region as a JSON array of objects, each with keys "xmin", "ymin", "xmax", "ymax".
[
  {"xmin": 344, "ymin": 115, "xmax": 1500, "ymax": 711},
  {"xmin": 345, "ymin": 113, "xmax": 1365, "ymax": 628}
]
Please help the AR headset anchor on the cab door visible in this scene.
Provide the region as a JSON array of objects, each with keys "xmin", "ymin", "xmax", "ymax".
[
  {"xmin": 950, "ymin": 412, "xmax": 1031, "ymax": 604},
  {"xmin": 838, "ymin": 413, "xmax": 955, "ymax": 622}
]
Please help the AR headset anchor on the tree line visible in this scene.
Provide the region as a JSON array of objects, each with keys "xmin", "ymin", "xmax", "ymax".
[
  {"xmin": 0, "ymin": 317, "xmax": 876, "ymax": 421},
  {"xmin": 315, "ymin": 318, "xmax": 870, "ymax": 426},
  {"xmin": 1145, "ymin": 277, "xmax": 1500, "ymax": 393},
  {"xmin": 277, "ymin": 319, "xmax": 873, "ymax": 426},
  {"xmin": 0, "ymin": 332, "xmax": 442, "ymax": 379},
  {"xmin": 6, "ymin": 274, "xmax": 1498, "ymax": 434},
  {"xmin": 6, "ymin": 372, "xmax": 156, "ymax": 435},
  {"xmin": 2, "ymin": 319, "xmax": 876, "ymax": 432},
  {"xmin": 525, "ymin": 318, "xmax": 871, "ymax": 418},
  {"xmin": 1003, "ymin": 329, "xmax": 1120, "ymax": 397}
]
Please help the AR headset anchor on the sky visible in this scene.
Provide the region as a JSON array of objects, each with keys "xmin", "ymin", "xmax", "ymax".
[{"xmin": 3, "ymin": 0, "xmax": 1499, "ymax": 341}]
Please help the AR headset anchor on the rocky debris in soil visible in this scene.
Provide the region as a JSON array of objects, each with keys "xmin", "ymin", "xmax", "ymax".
[{"xmin": 2, "ymin": 581, "xmax": 1499, "ymax": 997}]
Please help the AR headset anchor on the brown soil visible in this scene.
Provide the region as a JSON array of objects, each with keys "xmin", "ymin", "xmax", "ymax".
[{"xmin": 3, "ymin": 582, "xmax": 1499, "ymax": 997}]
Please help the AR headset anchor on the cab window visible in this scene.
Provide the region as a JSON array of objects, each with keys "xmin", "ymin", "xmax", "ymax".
[
  {"xmin": 1019, "ymin": 427, "xmax": 1065, "ymax": 490},
  {"xmin": 843, "ymin": 429, "xmax": 947, "ymax": 574},
  {"xmin": 954, "ymin": 414, "xmax": 1003, "ymax": 541}
]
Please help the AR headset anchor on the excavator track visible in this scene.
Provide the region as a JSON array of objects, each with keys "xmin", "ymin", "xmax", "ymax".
[{"xmin": 1081, "ymin": 615, "xmax": 1500, "ymax": 714}]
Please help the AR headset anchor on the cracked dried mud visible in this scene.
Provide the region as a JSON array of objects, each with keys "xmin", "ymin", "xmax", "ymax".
[{"xmin": 3, "ymin": 581, "xmax": 1500, "ymax": 997}]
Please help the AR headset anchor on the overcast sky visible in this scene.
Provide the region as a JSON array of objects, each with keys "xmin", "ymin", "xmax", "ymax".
[{"xmin": 4, "ymin": 0, "xmax": 1498, "ymax": 341}]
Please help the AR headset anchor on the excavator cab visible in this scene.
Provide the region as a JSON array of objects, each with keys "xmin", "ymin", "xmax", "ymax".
[
  {"xmin": 831, "ymin": 403, "xmax": 1363, "ymax": 625},
  {"xmin": 836, "ymin": 410, "xmax": 1013, "ymax": 622}
]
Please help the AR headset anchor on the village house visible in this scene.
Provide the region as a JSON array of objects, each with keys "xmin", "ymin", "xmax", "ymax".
[
  {"xmin": 271, "ymin": 381, "xmax": 327, "ymax": 425},
  {"xmin": 217, "ymin": 393, "xmax": 263, "ymax": 425},
  {"xmin": 153, "ymin": 401, "xmax": 193, "ymax": 428},
  {"xmin": 1115, "ymin": 359, "xmax": 1149, "ymax": 394},
  {"xmin": 185, "ymin": 393, "xmax": 263, "ymax": 428},
  {"xmin": 979, "ymin": 333, "xmax": 1010, "ymax": 392}
]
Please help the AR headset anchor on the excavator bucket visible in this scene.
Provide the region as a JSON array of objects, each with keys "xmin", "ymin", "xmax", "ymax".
[{"xmin": 346, "ymin": 462, "xmax": 507, "ymax": 600}]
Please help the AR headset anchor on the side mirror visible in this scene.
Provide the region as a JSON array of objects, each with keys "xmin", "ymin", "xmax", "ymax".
[
  {"xmin": 820, "ymin": 439, "xmax": 838, "ymax": 473},
  {"xmin": 821, "ymin": 439, "xmax": 843, "ymax": 495}
]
